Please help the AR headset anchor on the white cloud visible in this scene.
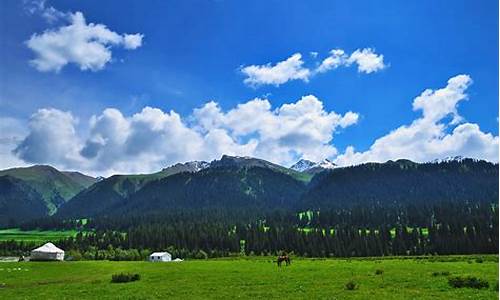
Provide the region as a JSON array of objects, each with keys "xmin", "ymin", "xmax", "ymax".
[
  {"xmin": 194, "ymin": 95, "xmax": 358, "ymax": 163},
  {"xmin": 9, "ymin": 73, "xmax": 495, "ymax": 175},
  {"xmin": 123, "ymin": 34, "xmax": 144, "ymax": 50},
  {"xmin": 0, "ymin": 117, "xmax": 29, "ymax": 170},
  {"xmin": 335, "ymin": 74, "xmax": 499, "ymax": 166},
  {"xmin": 241, "ymin": 53, "xmax": 311, "ymax": 87},
  {"xmin": 241, "ymin": 48, "xmax": 386, "ymax": 87},
  {"xmin": 11, "ymin": 96, "xmax": 357, "ymax": 175},
  {"xmin": 316, "ymin": 49, "xmax": 348, "ymax": 73},
  {"xmin": 26, "ymin": 11, "xmax": 144, "ymax": 72},
  {"xmin": 316, "ymin": 48, "xmax": 386, "ymax": 74},
  {"xmin": 25, "ymin": 0, "xmax": 68, "ymax": 23},
  {"xmin": 13, "ymin": 108, "xmax": 83, "ymax": 167},
  {"xmin": 346, "ymin": 48, "xmax": 386, "ymax": 74}
]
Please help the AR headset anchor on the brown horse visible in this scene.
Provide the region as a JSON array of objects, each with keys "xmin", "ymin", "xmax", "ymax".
[{"xmin": 276, "ymin": 255, "xmax": 291, "ymax": 267}]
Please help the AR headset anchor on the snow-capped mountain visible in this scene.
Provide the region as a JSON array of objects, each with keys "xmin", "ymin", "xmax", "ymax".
[
  {"xmin": 161, "ymin": 161, "xmax": 210, "ymax": 174},
  {"xmin": 185, "ymin": 161, "xmax": 211, "ymax": 171},
  {"xmin": 290, "ymin": 159, "xmax": 317, "ymax": 172},
  {"xmin": 290, "ymin": 158, "xmax": 337, "ymax": 174},
  {"xmin": 315, "ymin": 159, "xmax": 337, "ymax": 169}
]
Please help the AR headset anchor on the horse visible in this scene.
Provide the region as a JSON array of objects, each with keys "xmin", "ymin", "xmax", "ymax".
[{"xmin": 276, "ymin": 255, "xmax": 291, "ymax": 267}]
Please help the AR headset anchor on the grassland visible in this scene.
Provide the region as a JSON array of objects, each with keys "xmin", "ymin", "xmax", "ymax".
[
  {"xmin": 0, "ymin": 256, "xmax": 497, "ymax": 299},
  {"xmin": 0, "ymin": 228, "xmax": 80, "ymax": 242}
]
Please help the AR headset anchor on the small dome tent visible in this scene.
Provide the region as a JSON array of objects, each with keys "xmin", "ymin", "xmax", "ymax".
[{"xmin": 31, "ymin": 242, "xmax": 64, "ymax": 261}]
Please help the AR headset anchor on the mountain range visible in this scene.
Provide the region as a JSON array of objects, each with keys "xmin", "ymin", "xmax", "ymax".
[{"xmin": 0, "ymin": 156, "xmax": 497, "ymax": 226}]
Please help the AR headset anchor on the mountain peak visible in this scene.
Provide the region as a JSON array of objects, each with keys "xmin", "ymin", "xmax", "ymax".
[
  {"xmin": 161, "ymin": 161, "xmax": 210, "ymax": 174},
  {"xmin": 316, "ymin": 158, "xmax": 336, "ymax": 169},
  {"xmin": 290, "ymin": 158, "xmax": 337, "ymax": 173},
  {"xmin": 290, "ymin": 159, "xmax": 317, "ymax": 172}
]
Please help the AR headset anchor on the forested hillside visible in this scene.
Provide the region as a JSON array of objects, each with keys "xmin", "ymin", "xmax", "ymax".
[
  {"xmin": 0, "ymin": 165, "xmax": 96, "ymax": 215},
  {"xmin": 55, "ymin": 157, "xmax": 499, "ymax": 219},
  {"xmin": 57, "ymin": 161, "xmax": 214, "ymax": 218},
  {"xmin": 117, "ymin": 166, "xmax": 307, "ymax": 215},
  {"xmin": 301, "ymin": 159, "xmax": 498, "ymax": 209},
  {"xmin": 0, "ymin": 176, "xmax": 48, "ymax": 226}
]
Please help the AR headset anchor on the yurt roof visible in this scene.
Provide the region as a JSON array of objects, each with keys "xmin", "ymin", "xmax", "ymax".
[
  {"xmin": 150, "ymin": 252, "xmax": 170, "ymax": 256},
  {"xmin": 32, "ymin": 242, "xmax": 64, "ymax": 253}
]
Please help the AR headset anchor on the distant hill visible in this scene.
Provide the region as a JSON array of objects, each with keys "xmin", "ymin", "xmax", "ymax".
[
  {"xmin": 0, "ymin": 175, "xmax": 48, "ymax": 226},
  {"xmin": 56, "ymin": 161, "xmax": 211, "ymax": 218},
  {"xmin": 111, "ymin": 163, "xmax": 308, "ymax": 216},
  {"xmin": 57, "ymin": 156, "xmax": 498, "ymax": 220},
  {"xmin": 0, "ymin": 165, "xmax": 96, "ymax": 214},
  {"xmin": 300, "ymin": 158, "xmax": 499, "ymax": 209},
  {"xmin": 2, "ymin": 156, "xmax": 498, "ymax": 224},
  {"xmin": 213, "ymin": 155, "xmax": 312, "ymax": 182}
]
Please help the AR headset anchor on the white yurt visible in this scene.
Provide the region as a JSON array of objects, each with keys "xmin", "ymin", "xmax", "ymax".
[
  {"xmin": 149, "ymin": 252, "xmax": 172, "ymax": 262},
  {"xmin": 30, "ymin": 242, "xmax": 65, "ymax": 261}
]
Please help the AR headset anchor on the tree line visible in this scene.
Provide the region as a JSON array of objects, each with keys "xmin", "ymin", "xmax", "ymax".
[{"xmin": 1, "ymin": 201, "xmax": 497, "ymax": 259}]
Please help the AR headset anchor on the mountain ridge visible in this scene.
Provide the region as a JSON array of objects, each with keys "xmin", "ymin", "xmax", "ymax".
[
  {"xmin": 0, "ymin": 156, "xmax": 498, "ymax": 225},
  {"xmin": 57, "ymin": 156, "xmax": 498, "ymax": 220},
  {"xmin": 0, "ymin": 165, "xmax": 97, "ymax": 214}
]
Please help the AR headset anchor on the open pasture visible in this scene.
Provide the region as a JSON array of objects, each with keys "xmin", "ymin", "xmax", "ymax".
[
  {"xmin": 0, "ymin": 228, "xmax": 79, "ymax": 242},
  {"xmin": 0, "ymin": 256, "xmax": 497, "ymax": 299}
]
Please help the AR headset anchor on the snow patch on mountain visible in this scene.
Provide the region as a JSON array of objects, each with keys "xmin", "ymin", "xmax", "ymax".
[
  {"xmin": 290, "ymin": 159, "xmax": 316, "ymax": 172},
  {"xmin": 290, "ymin": 158, "xmax": 337, "ymax": 173},
  {"xmin": 430, "ymin": 156, "xmax": 466, "ymax": 164},
  {"xmin": 162, "ymin": 161, "xmax": 210, "ymax": 174}
]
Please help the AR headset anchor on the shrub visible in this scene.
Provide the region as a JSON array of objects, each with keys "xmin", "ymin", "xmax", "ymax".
[
  {"xmin": 432, "ymin": 271, "xmax": 450, "ymax": 277},
  {"xmin": 111, "ymin": 273, "xmax": 141, "ymax": 283},
  {"xmin": 375, "ymin": 269, "xmax": 384, "ymax": 275},
  {"xmin": 345, "ymin": 280, "xmax": 358, "ymax": 290},
  {"xmin": 448, "ymin": 276, "xmax": 489, "ymax": 289},
  {"xmin": 475, "ymin": 258, "xmax": 484, "ymax": 263}
]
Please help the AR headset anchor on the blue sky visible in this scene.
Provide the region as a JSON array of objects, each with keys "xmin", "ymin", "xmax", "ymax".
[{"xmin": 0, "ymin": 0, "xmax": 498, "ymax": 175}]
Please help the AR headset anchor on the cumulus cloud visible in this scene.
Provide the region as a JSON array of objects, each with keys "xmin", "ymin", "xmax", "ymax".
[
  {"xmin": 316, "ymin": 49, "xmax": 348, "ymax": 73},
  {"xmin": 316, "ymin": 48, "xmax": 386, "ymax": 74},
  {"xmin": 335, "ymin": 74, "xmax": 499, "ymax": 165},
  {"xmin": 12, "ymin": 96, "xmax": 357, "ymax": 175},
  {"xmin": 8, "ymin": 75, "xmax": 495, "ymax": 175},
  {"xmin": 346, "ymin": 48, "xmax": 386, "ymax": 74},
  {"xmin": 241, "ymin": 48, "xmax": 386, "ymax": 87},
  {"xmin": 13, "ymin": 108, "xmax": 83, "ymax": 166},
  {"xmin": 123, "ymin": 34, "xmax": 144, "ymax": 50},
  {"xmin": 241, "ymin": 53, "xmax": 311, "ymax": 87},
  {"xmin": 26, "ymin": 11, "xmax": 144, "ymax": 72},
  {"xmin": 0, "ymin": 117, "xmax": 29, "ymax": 170},
  {"xmin": 194, "ymin": 95, "xmax": 359, "ymax": 163}
]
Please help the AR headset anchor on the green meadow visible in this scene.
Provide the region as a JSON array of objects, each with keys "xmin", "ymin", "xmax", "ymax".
[
  {"xmin": 0, "ymin": 228, "xmax": 79, "ymax": 242},
  {"xmin": 0, "ymin": 256, "xmax": 497, "ymax": 299}
]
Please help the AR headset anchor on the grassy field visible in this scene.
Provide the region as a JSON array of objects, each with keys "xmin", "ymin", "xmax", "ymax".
[
  {"xmin": 0, "ymin": 228, "xmax": 80, "ymax": 242},
  {"xmin": 0, "ymin": 256, "xmax": 497, "ymax": 299}
]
